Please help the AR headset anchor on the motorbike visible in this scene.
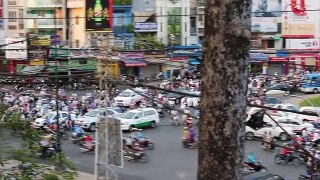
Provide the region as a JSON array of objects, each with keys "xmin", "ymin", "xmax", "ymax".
[
  {"xmin": 242, "ymin": 162, "xmax": 267, "ymax": 175},
  {"xmin": 274, "ymin": 152, "xmax": 303, "ymax": 166},
  {"xmin": 136, "ymin": 137, "xmax": 154, "ymax": 150},
  {"xmin": 261, "ymin": 138, "xmax": 276, "ymax": 151},
  {"xmin": 182, "ymin": 137, "xmax": 198, "ymax": 149},
  {"xmin": 171, "ymin": 112, "xmax": 180, "ymax": 126},
  {"xmin": 70, "ymin": 133, "xmax": 85, "ymax": 144},
  {"xmin": 79, "ymin": 141, "xmax": 96, "ymax": 153},
  {"xmin": 38, "ymin": 142, "xmax": 57, "ymax": 158},
  {"xmin": 123, "ymin": 142, "xmax": 148, "ymax": 163},
  {"xmin": 157, "ymin": 105, "xmax": 165, "ymax": 117}
]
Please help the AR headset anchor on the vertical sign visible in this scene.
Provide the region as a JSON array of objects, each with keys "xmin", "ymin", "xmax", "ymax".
[
  {"xmin": 0, "ymin": 0, "xmax": 3, "ymax": 29},
  {"xmin": 86, "ymin": 0, "xmax": 113, "ymax": 32}
]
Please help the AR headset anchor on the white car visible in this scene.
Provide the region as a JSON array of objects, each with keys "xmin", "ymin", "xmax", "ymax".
[
  {"xmin": 272, "ymin": 103, "xmax": 300, "ymax": 119},
  {"xmin": 114, "ymin": 88, "xmax": 146, "ymax": 107},
  {"xmin": 299, "ymin": 106, "xmax": 320, "ymax": 122},
  {"xmin": 116, "ymin": 108, "xmax": 159, "ymax": 131},
  {"xmin": 275, "ymin": 117, "xmax": 314, "ymax": 134},
  {"xmin": 245, "ymin": 109, "xmax": 295, "ymax": 141},
  {"xmin": 245, "ymin": 123, "xmax": 294, "ymax": 141},
  {"xmin": 75, "ymin": 107, "xmax": 123, "ymax": 131},
  {"xmin": 186, "ymin": 91, "xmax": 200, "ymax": 107},
  {"xmin": 33, "ymin": 111, "xmax": 76, "ymax": 128}
]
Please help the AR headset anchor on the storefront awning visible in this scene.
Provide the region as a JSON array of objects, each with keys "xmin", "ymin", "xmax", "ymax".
[
  {"xmin": 123, "ymin": 59, "xmax": 147, "ymax": 67},
  {"xmin": 189, "ymin": 59, "xmax": 201, "ymax": 65},
  {"xmin": 21, "ymin": 66, "xmax": 45, "ymax": 74}
]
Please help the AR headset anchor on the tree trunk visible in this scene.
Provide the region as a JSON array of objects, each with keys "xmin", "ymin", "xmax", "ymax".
[{"xmin": 197, "ymin": 0, "xmax": 251, "ymax": 180}]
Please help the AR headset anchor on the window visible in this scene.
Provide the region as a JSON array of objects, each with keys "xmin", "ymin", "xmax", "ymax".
[
  {"xmin": 117, "ymin": 15, "xmax": 124, "ymax": 25},
  {"xmin": 75, "ymin": 16, "xmax": 79, "ymax": 25},
  {"xmin": 19, "ymin": 23, "xmax": 24, "ymax": 29},
  {"xmin": 135, "ymin": 112, "xmax": 143, "ymax": 119},
  {"xmin": 9, "ymin": 0, "xmax": 17, "ymax": 6},
  {"xmin": 75, "ymin": 40, "xmax": 80, "ymax": 48},
  {"xmin": 8, "ymin": 25, "xmax": 17, "ymax": 29},
  {"xmin": 144, "ymin": 110, "xmax": 155, "ymax": 116},
  {"xmin": 160, "ymin": 23, "xmax": 163, "ymax": 32},
  {"xmin": 268, "ymin": 39, "xmax": 275, "ymax": 48},
  {"xmin": 9, "ymin": 11, "xmax": 17, "ymax": 22},
  {"xmin": 79, "ymin": 59, "xmax": 87, "ymax": 64},
  {"xmin": 62, "ymin": 113, "xmax": 69, "ymax": 118},
  {"xmin": 199, "ymin": 15, "xmax": 203, "ymax": 22},
  {"xmin": 185, "ymin": 22, "xmax": 187, "ymax": 32}
]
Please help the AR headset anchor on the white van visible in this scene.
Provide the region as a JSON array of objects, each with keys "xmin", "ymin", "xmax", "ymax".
[{"xmin": 116, "ymin": 108, "xmax": 160, "ymax": 131}]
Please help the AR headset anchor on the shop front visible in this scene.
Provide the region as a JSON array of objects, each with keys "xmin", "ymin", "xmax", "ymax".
[
  {"xmin": 290, "ymin": 54, "xmax": 320, "ymax": 73},
  {"xmin": 119, "ymin": 59, "xmax": 148, "ymax": 78},
  {"xmin": 249, "ymin": 53, "xmax": 269, "ymax": 74},
  {"xmin": 268, "ymin": 57, "xmax": 289, "ymax": 75}
]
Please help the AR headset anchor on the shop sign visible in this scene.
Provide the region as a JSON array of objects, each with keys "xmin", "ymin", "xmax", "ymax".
[
  {"xmin": 251, "ymin": 17, "xmax": 278, "ymax": 33},
  {"xmin": 30, "ymin": 59, "xmax": 45, "ymax": 66},
  {"xmin": 249, "ymin": 53, "xmax": 269, "ymax": 61},
  {"xmin": 134, "ymin": 22, "xmax": 157, "ymax": 32},
  {"xmin": 5, "ymin": 37, "xmax": 27, "ymax": 59},
  {"xmin": 30, "ymin": 36, "xmax": 51, "ymax": 46},
  {"xmin": 285, "ymin": 39, "xmax": 319, "ymax": 50},
  {"xmin": 171, "ymin": 57, "xmax": 188, "ymax": 61},
  {"xmin": 120, "ymin": 52, "xmax": 144, "ymax": 59},
  {"xmin": 28, "ymin": 49, "xmax": 47, "ymax": 59},
  {"xmin": 269, "ymin": 57, "xmax": 289, "ymax": 62},
  {"xmin": 50, "ymin": 48, "xmax": 70, "ymax": 57}
]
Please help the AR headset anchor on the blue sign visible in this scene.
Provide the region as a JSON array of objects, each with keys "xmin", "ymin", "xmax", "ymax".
[
  {"xmin": 50, "ymin": 35, "xmax": 61, "ymax": 45},
  {"xmin": 134, "ymin": 22, "xmax": 157, "ymax": 32},
  {"xmin": 250, "ymin": 53, "xmax": 269, "ymax": 61},
  {"xmin": 276, "ymin": 50, "xmax": 289, "ymax": 57}
]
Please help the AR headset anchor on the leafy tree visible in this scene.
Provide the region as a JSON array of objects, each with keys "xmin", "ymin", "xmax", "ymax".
[
  {"xmin": 0, "ymin": 104, "xmax": 77, "ymax": 179},
  {"xmin": 134, "ymin": 34, "xmax": 165, "ymax": 50}
]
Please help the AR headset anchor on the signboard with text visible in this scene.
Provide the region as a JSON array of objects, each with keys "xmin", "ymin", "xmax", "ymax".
[
  {"xmin": 134, "ymin": 22, "xmax": 157, "ymax": 32},
  {"xmin": 5, "ymin": 37, "xmax": 27, "ymax": 59},
  {"xmin": 67, "ymin": 0, "xmax": 84, "ymax": 8},
  {"xmin": 86, "ymin": 0, "xmax": 113, "ymax": 32},
  {"xmin": 0, "ymin": 0, "xmax": 3, "ymax": 29},
  {"xmin": 285, "ymin": 39, "xmax": 319, "ymax": 50},
  {"xmin": 251, "ymin": 17, "xmax": 278, "ymax": 33}
]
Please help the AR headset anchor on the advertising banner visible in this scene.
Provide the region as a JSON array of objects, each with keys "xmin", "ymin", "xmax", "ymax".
[
  {"xmin": 252, "ymin": 0, "xmax": 282, "ymax": 17},
  {"xmin": 282, "ymin": 0, "xmax": 319, "ymax": 37},
  {"xmin": 86, "ymin": 0, "xmax": 113, "ymax": 32},
  {"xmin": 67, "ymin": 0, "xmax": 84, "ymax": 8},
  {"xmin": 134, "ymin": 22, "xmax": 157, "ymax": 32},
  {"xmin": 251, "ymin": 17, "xmax": 278, "ymax": 32},
  {"xmin": 168, "ymin": 8, "xmax": 181, "ymax": 45},
  {"xmin": 5, "ymin": 38, "xmax": 27, "ymax": 59},
  {"xmin": 30, "ymin": 36, "xmax": 51, "ymax": 46},
  {"xmin": 285, "ymin": 39, "xmax": 319, "ymax": 50},
  {"xmin": 0, "ymin": 0, "xmax": 3, "ymax": 29}
]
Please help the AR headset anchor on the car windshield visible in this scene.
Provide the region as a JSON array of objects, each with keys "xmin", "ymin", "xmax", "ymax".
[
  {"xmin": 118, "ymin": 91, "xmax": 132, "ymax": 97},
  {"xmin": 286, "ymin": 105, "xmax": 299, "ymax": 112},
  {"xmin": 85, "ymin": 110, "xmax": 99, "ymax": 117},
  {"xmin": 265, "ymin": 97, "xmax": 279, "ymax": 104},
  {"xmin": 120, "ymin": 111, "xmax": 137, "ymax": 119},
  {"xmin": 45, "ymin": 112, "xmax": 56, "ymax": 120}
]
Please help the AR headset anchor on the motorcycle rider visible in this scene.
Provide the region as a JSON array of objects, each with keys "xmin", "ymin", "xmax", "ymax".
[
  {"xmin": 170, "ymin": 109, "xmax": 179, "ymax": 125},
  {"xmin": 282, "ymin": 143, "xmax": 294, "ymax": 162},
  {"xmin": 72, "ymin": 125, "xmax": 85, "ymax": 138},
  {"xmin": 83, "ymin": 133, "xmax": 94, "ymax": 151},
  {"xmin": 187, "ymin": 126, "xmax": 197, "ymax": 148}
]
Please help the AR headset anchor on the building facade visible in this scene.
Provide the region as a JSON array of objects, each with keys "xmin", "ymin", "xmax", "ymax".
[
  {"xmin": 6, "ymin": 0, "xmax": 25, "ymax": 38},
  {"xmin": 25, "ymin": 0, "xmax": 67, "ymax": 42}
]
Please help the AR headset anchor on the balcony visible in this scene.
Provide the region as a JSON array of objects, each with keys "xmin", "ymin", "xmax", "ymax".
[
  {"xmin": 26, "ymin": 0, "xmax": 63, "ymax": 8},
  {"xmin": 25, "ymin": 19, "xmax": 63, "ymax": 29}
]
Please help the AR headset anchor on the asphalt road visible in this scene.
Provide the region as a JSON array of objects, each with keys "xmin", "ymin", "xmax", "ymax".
[{"xmin": 62, "ymin": 114, "xmax": 306, "ymax": 180}]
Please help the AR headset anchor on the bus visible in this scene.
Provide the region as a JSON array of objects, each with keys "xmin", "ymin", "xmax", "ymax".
[{"xmin": 300, "ymin": 73, "xmax": 320, "ymax": 93}]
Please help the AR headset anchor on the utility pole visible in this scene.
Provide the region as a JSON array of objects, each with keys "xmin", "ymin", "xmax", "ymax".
[{"xmin": 197, "ymin": 0, "xmax": 251, "ymax": 180}]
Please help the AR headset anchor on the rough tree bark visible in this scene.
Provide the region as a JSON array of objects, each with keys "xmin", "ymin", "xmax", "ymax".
[{"xmin": 197, "ymin": 0, "xmax": 251, "ymax": 180}]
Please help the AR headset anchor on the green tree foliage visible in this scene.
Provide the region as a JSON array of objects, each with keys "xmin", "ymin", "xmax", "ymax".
[
  {"xmin": 134, "ymin": 34, "xmax": 165, "ymax": 50},
  {"xmin": 0, "ymin": 104, "xmax": 77, "ymax": 179}
]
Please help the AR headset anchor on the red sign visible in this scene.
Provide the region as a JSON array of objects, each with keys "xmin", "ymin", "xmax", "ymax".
[
  {"xmin": 291, "ymin": 0, "xmax": 306, "ymax": 15},
  {"xmin": 171, "ymin": 57, "xmax": 188, "ymax": 61},
  {"xmin": 269, "ymin": 57, "xmax": 289, "ymax": 62}
]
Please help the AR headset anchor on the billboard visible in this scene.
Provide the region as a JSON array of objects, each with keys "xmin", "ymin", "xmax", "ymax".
[
  {"xmin": 285, "ymin": 39, "xmax": 319, "ymax": 50},
  {"xmin": 167, "ymin": 8, "xmax": 181, "ymax": 45},
  {"xmin": 252, "ymin": 0, "xmax": 282, "ymax": 17},
  {"xmin": 134, "ymin": 22, "xmax": 157, "ymax": 32},
  {"xmin": 5, "ymin": 38, "xmax": 27, "ymax": 59},
  {"xmin": 86, "ymin": 0, "xmax": 113, "ymax": 32},
  {"xmin": 251, "ymin": 17, "xmax": 278, "ymax": 32},
  {"xmin": 282, "ymin": 0, "xmax": 319, "ymax": 37}
]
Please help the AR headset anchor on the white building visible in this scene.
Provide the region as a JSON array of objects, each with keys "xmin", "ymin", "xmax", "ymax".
[
  {"xmin": 155, "ymin": 0, "xmax": 191, "ymax": 45},
  {"xmin": 0, "ymin": 0, "xmax": 8, "ymax": 45},
  {"xmin": 6, "ymin": 0, "xmax": 25, "ymax": 38}
]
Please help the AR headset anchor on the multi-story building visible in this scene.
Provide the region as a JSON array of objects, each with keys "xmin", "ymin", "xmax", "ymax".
[
  {"xmin": 196, "ymin": 0, "xmax": 204, "ymax": 44},
  {"xmin": 0, "ymin": 0, "xmax": 8, "ymax": 45},
  {"xmin": 6, "ymin": 0, "xmax": 25, "ymax": 38},
  {"xmin": 25, "ymin": 0, "xmax": 67, "ymax": 42},
  {"xmin": 155, "ymin": 0, "xmax": 191, "ymax": 45},
  {"xmin": 67, "ymin": 0, "xmax": 86, "ymax": 48}
]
